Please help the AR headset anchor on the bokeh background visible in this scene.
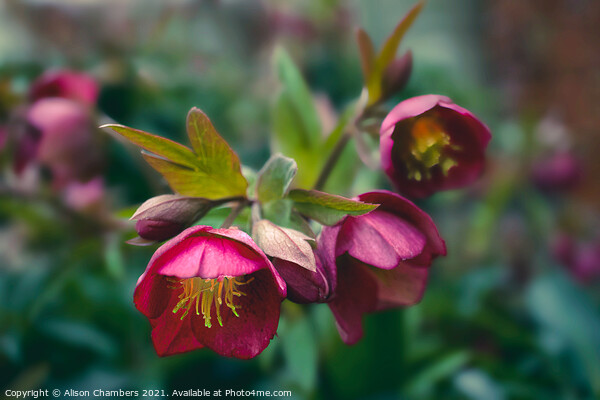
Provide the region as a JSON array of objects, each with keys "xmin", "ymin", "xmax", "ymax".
[{"xmin": 1, "ymin": 0, "xmax": 599, "ymax": 399}]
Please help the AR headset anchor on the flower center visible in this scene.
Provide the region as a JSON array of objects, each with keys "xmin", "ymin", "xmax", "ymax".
[
  {"xmin": 168, "ymin": 276, "xmax": 253, "ymax": 328},
  {"xmin": 397, "ymin": 116, "xmax": 458, "ymax": 181}
]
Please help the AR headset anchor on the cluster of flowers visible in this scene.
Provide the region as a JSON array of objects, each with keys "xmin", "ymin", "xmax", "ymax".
[
  {"xmin": 105, "ymin": 3, "xmax": 491, "ymax": 359},
  {"xmin": 109, "ymin": 93, "xmax": 490, "ymax": 359},
  {"xmin": 5, "ymin": 70, "xmax": 105, "ymax": 212}
]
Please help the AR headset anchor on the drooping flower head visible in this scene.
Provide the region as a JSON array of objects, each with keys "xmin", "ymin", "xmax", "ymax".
[
  {"xmin": 380, "ymin": 95, "xmax": 491, "ymax": 198},
  {"xmin": 134, "ymin": 225, "xmax": 286, "ymax": 358},
  {"xmin": 319, "ymin": 190, "xmax": 446, "ymax": 344},
  {"xmin": 272, "ymin": 253, "xmax": 335, "ymax": 304}
]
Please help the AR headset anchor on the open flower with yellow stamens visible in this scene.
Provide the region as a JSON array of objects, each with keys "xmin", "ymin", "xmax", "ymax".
[
  {"xmin": 380, "ymin": 95, "xmax": 491, "ymax": 198},
  {"xmin": 134, "ymin": 225, "xmax": 286, "ymax": 358}
]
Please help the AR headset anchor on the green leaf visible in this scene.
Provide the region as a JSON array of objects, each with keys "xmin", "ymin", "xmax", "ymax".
[
  {"xmin": 280, "ymin": 315, "xmax": 318, "ymax": 392},
  {"xmin": 356, "ymin": 28, "xmax": 376, "ymax": 82},
  {"xmin": 103, "ymin": 108, "xmax": 248, "ymax": 200},
  {"xmin": 185, "ymin": 108, "xmax": 248, "ymax": 197},
  {"xmin": 101, "ymin": 124, "xmax": 199, "ymax": 168},
  {"xmin": 256, "ymin": 154, "xmax": 297, "ymax": 204},
  {"xmin": 274, "ymin": 47, "xmax": 321, "ymax": 147},
  {"xmin": 272, "ymin": 48, "xmax": 323, "ymax": 187},
  {"xmin": 142, "ymin": 152, "xmax": 245, "ymax": 199},
  {"xmin": 527, "ymin": 272, "xmax": 600, "ymax": 396},
  {"xmin": 252, "ymin": 219, "xmax": 316, "ymax": 271},
  {"xmin": 288, "ymin": 189, "xmax": 378, "ymax": 225},
  {"xmin": 366, "ymin": 1, "xmax": 424, "ymax": 105}
]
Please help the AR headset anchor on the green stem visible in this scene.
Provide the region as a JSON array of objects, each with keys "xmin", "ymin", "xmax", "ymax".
[
  {"xmin": 220, "ymin": 200, "xmax": 249, "ymax": 229},
  {"xmin": 313, "ymin": 131, "xmax": 352, "ymax": 191}
]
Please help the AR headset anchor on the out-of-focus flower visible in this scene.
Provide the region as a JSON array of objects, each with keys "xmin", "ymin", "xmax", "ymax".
[
  {"xmin": 29, "ymin": 70, "xmax": 99, "ymax": 107},
  {"xmin": 63, "ymin": 177, "xmax": 105, "ymax": 213},
  {"xmin": 380, "ymin": 95, "xmax": 491, "ymax": 198},
  {"xmin": 134, "ymin": 225, "xmax": 286, "ymax": 358},
  {"xmin": 26, "ymin": 97, "xmax": 102, "ymax": 187},
  {"xmin": 531, "ymin": 152, "xmax": 581, "ymax": 192},
  {"xmin": 319, "ymin": 190, "xmax": 446, "ymax": 344},
  {"xmin": 551, "ymin": 233, "xmax": 600, "ymax": 284}
]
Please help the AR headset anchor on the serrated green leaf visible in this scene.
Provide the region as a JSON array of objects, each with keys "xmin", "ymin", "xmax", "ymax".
[
  {"xmin": 366, "ymin": 1, "xmax": 424, "ymax": 105},
  {"xmin": 102, "ymin": 124, "xmax": 199, "ymax": 168},
  {"xmin": 256, "ymin": 154, "xmax": 297, "ymax": 204},
  {"xmin": 185, "ymin": 108, "xmax": 248, "ymax": 196},
  {"xmin": 142, "ymin": 152, "xmax": 245, "ymax": 199},
  {"xmin": 288, "ymin": 189, "xmax": 378, "ymax": 225},
  {"xmin": 103, "ymin": 108, "xmax": 248, "ymax": 200}
]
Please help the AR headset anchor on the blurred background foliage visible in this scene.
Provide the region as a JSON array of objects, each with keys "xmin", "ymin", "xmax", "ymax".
[{"xmin": 1, "ymin": 0, "xmax": 599, "ymax": 399}]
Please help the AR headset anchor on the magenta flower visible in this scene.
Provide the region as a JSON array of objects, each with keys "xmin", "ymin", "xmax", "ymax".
[
  {"xmin": 272, "ymin": 254, "xmax": 335, "ymax": 304},
  {"xmin": 29, "ymin": 70, "xmax": 99, "ymax": 106},
  {"xmin": 136, "ymin": 219, "xmax": 188, "ymax": 242},
  {"xmin": 319, "ymin": 190, "xmax": 446, "ymax": 344},
  {"xmin": 551, "ymin": 233, "xmax": 600, "ymax": 284},
  {"xmin": 380, "ymin": 95, "xmax": 491, "ymax": 198},
  {"xmin": 26, "ymin": 98, "xmax": 101, "ymax": 187},
  {"xmin": 134, "ymin": 225, "xmax": 286, "ymax": 358},
  {"xmin": 63, "ymin": 177, "xmax": 105, "ymax": 212},
  {"xmin": 531, "ymin": 152, "xmax": 581, "ymax": 192}
]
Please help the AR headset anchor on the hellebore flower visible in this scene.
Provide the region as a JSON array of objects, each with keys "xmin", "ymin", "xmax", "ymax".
[
  {"xmin": 531, "ymin": 152, "xmax": 581, "ymax": 192},
  {"xmin": 319, "ymin": 190, "xmax": 446, "ymax": 344},
  {"xmin": 252, "ymin": 219, "xmax": 335, "ymax": 304},
  {"xmin": 134, "ymin": 225, "xmax": 286, "ymax": 358},
  {"xmin": 551, "ymin": 233, "xmax": 600, "ymax": 284},
  {"xmin": 380, "ymin": 95, "xmax": 491, "ymax": 198},
  {"xmin": 29, "ymin": 70, "xmax": 99, "ymax": 106},
  {"xmin": 26, "ymin": 97, "xmax": 102, "ymax": 187},
  {"xmin": 63, "ymin": 177, "xmax": 105, "ymax": 213},
  {"xmin": 272, "ymin": 254, "xmax": 335, "ymax": 304},
  {"xmin": 131, "ymin": 195, "xmax": 215, "ymax": 243}
]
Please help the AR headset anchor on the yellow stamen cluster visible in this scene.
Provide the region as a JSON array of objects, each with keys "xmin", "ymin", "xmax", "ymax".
[
  {"xmin": 167, "ymin": 276, "xmax": 253, "ymax": 328},
  {"xmin": 398, "ymin": 116, "xmax": 458, "ymax": 181}
]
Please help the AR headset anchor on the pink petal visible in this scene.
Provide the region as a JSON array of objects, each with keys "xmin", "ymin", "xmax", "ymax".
[
  {"xmin": 273, "ymin": 255, "xmax": 330, "ymax": 303},
  {"xmin": 148, "ymin": 291, "xmax": 204, "ymax": 357},
  {"xmin": 145, "ymin": 226, "xmax": 281, "ymax": 290},
  {"xmin": 337, "ymin": 210, "xmax": 426, "ymax": 270},
  {"xmin": 317, "ymin": 225, "xmax": 340, "ymax": 296},
  {"xmin": 358, "ymin": 191, "xmax": 446, "ymax": 262},
  {"xmin": 327, "ymin": 256, "xmax": 378, "ymax": 345},
  {"xmin": 190, "ymin": 269, "xmax": 282, "ymax": 359},
  {"xmin": 368, "ymin": 262, "xmax": 429, "ymax": 310}
]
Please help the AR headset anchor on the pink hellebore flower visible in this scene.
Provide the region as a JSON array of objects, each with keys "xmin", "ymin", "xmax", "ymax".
[
  {"xmin": 380, "ymin": 95, "xmax": 491, "ymax": 198},
  {"xmin": 319, "ymin": 190, "xmax": 446, "ymax": 344},
  {"xmin": 272, "ymin": 253, "xmax": 335, "ymax": 304},
  {"xmin": 29, "ymin": 70, "xmax": 99, "ymax": 106},
  {"xmin": 531, "ymin": 152, "xmax": 581, "ymax": 192},
  {"xmin": 26, "ymin": 98, "xmax": 101, "ymax": 187},
  {"xmin": 134, "ymin": 226, "xmax": 286, "ymax": 358}
]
